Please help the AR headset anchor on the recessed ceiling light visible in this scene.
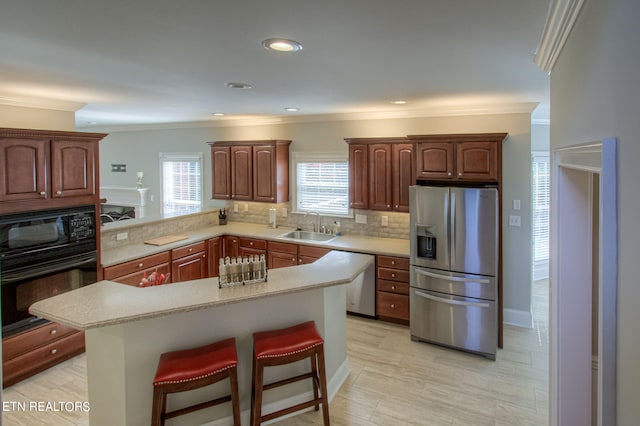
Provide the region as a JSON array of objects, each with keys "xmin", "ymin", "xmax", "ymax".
[
  {"xmin": 212, "ymin": 112, "xmax": 225, "ymax": 116},
  {"xmin": 284, "ymin": 107, "xmax": 299, "ymax": 112},
  {"xmin": 262, "ymin": 38, "xmax": 303, "ymax": 53},
  {"xmin": 391, "ymin": 100, "xmax": 408, "ymax": 105},
  {"xmin": 225, "ymin": 82, "xmax": 252, "ymax": 89}
]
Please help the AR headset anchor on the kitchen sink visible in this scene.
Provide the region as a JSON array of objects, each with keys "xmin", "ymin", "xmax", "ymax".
[{"xmin": 279, "ymin": 230, "xmax": 337, "ymax": 243}]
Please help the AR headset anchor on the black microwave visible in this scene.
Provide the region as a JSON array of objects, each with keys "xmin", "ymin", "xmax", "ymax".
[{"xmin": 0, "ymin": 205, "xmax": 97, "ymax": 271}]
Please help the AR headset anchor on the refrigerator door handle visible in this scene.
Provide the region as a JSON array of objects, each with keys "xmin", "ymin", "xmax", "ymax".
[
  {"xmin": 414, "ymin": 268, "xmax": 491, "ymax": 284},
  {"xmin": 414, "ymin": 289, "xmax": 491, "ymax": 308},
  {"xmin": 450, "ymin": 190, "xmax": 456, "ymax": 263}
]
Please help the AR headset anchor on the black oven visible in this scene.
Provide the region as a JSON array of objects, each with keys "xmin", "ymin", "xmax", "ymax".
[{"xmin": 1, "ymin": 205, "xmax": 98, "ymax": 337}]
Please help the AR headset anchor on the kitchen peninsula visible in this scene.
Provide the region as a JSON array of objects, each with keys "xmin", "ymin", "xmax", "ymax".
[{"xmin": 30, "ymin": 250, "xmax": 374, "ymax": 425}]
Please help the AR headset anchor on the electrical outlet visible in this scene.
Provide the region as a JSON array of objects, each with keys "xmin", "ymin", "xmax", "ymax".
[
  {"xmin": 282, "ymin": 207, "xmax": 287, "ymax": 217},
  {"xmin": 509, "ymin": 215, "xmax": 521, "ymax": 227},
  {"xmin": 243, "ymin": 204, "xmax": 249, "ymax": 212},
  {"xmin": 234, "ymin": 204, "xmax": 239, "ymax": 213},
  {"xmin": 513, "ymin": 199, "xmax": 521, "ymax": 210},
  {"xmin": 116, "ymin": 232, "xmax": 128, "ymax": 241},
  {"xmin": 381, "ymin": 216, "xmax": 389, "ymax": 227},
  {"xmin": 355, "ymin": 214, "xmax": 367, "ymax": 224}
]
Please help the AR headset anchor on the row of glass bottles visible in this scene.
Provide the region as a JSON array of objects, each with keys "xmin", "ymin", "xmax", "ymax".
[{"xmin": 218, "ymin": 254, "xmax": 267, "ymax": 287}]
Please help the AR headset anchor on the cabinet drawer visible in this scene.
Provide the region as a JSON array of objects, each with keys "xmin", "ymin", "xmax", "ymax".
[
  {"xmin": 377, "ymin": 267, "xmax": 410, "ymax": 283},
  {"xmin": 2, "ymin": 322, "xmax": 77, "ymax": 361},
  {"xmin": 376, "ymin": 291, "xmax": 409, "ymax": 321},
  {"xmin": 103, "ymin": 251, "xmax": 170, "ymax": 279},
  {"xmin": 268, "ymin": 241, "xmax": 298, "ymax": 255},
  {"xmin": 112, "ymin": 263, "xmax": 171, "ymax": 287},
  {"xmin": 239, "ymin": 237, "xmax": 267, "ymax": 250},
  {"xmin": 377, "ymin": 256, "xmax": 409, "ymax": 270},
  {"xmin": 3, "ymin": 331, "xmax": 85, "ymax": 388},
  {"xmin": 377, "ymin": 279, "xmax": 409, "ymax": 295},
  {"xmin": 171, "ymin": 241, "xmax": 206, "ymax": 259},
  {"xmin": 298, "ymin": 245, "xmax": 331, "ymax": 259}
]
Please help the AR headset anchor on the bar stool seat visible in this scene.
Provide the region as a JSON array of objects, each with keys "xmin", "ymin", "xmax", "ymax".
[
  {"xmin": 152, "ymin": 337, "xmax": 240, "ymax": 426},
  {"xmin": 251, "ymin": 321, "xmax": 330, "ymax": 426}
]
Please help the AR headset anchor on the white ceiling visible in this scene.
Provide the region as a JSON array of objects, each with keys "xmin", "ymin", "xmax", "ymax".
[{"xmin": 0, "ymin": 0, "xmax": 551, "ymax": 129}]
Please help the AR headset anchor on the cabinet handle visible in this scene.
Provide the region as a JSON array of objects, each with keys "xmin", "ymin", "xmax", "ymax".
[
  {"xmin": 387, "ymin": 204, "xmax": 390, "ymax": 208},
  {"xmin": 138, "ymin": 263, "xmax": 144, "ymax": 268},
  {"xmin": 40, "ymin": 191, "xmax": 47, "ymax": 196},
  {"xmin": 390, "ymin": 304, "xmax": 395, "ymax": 308},
  {"xmin": 292, "ymin": 257, "xmax": 296, "ymax": 262},
  {"xmin": 202, "ymin": 254, "xmax": 206, "ymax": 258},
  {"xmin": 391, "ymin": 285, "xmax": 396, "ymax": 290},
  {"xmin": 188, "ymin": 248, "xmax": 193, "ymax": 252},
  {"xmin": 50, "ymin": 329, "xmax": 57, "ymax": 335},
  {"xmin": 448, "ymin": 172, "xmax": 452, "ymax": 176},
  {"xmin": 50, "ymin": 348, "xmax": 58, "ymax": 355},
  {"xmin": 391, "ymin": 260, "xmax": 395, "ymax": 265},
  {"xmin": 56, "ymin": 190, "xmax": 62, "ymax": 195},
  {"xmin": 458, "ymin": 172, "xmax": 462, "ymax": 176},
  {"xmin": 250, "ymin": 242, "xmax": 254, "ymax": 246},
  {"xmin": 391, "ymin": 273, "xmax": 396, "ymax": 278},
  {"xmin": 395, "ymin": 205, "xmax": 398, "ymax": 208}
]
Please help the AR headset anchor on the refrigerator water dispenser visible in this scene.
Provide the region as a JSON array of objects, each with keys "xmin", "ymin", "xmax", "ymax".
[{"xmin": 415, "ymin": 225, "xmax": 437, "ymax": 260}]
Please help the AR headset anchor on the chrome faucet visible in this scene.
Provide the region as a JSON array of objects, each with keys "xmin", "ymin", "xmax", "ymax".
[{"xmin": 306, "ymin": 212, "xmax": 320, "ymax": 232}]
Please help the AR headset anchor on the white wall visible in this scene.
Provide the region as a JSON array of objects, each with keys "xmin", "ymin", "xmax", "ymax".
[
  {"xmin": 550, "ymin": 0, "xmax": 640, "ymax": 423},
  {"xmin": 99, "ymin": 112, "xmax": 534, "ymax": 323},
  {"xmin": 0, "ymin": 104, "xmax": 75, "ymax": 131}
]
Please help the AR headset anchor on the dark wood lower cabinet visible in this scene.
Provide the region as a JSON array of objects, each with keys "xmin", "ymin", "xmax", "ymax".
[
  {"xmin": 2, "ymin": 322, "xmax": 85, "ymax": 388},
  {"xmin": 376, "ymin": 255, "xmax": 410, "ymax": 325}
]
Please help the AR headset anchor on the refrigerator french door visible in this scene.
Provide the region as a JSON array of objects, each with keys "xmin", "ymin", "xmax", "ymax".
[{"xmin": 409, "ymin": 185, "xmax": 498, "ymax": 359}]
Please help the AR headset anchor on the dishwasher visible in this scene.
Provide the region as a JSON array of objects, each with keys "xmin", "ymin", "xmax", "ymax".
[{"xmin": 346, "ymin": 260, "xmax": 376, "ymax": 317}]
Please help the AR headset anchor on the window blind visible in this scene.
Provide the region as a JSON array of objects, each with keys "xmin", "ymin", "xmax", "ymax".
[
  {"xmin": 532, "ymin": 153, "xmax": 550, "ymax": 263},
  {"xmin": 296, "ymin": 161, "xmax": 349, "ymax": 215},
  {"xmin": 160, "ymin": 153, "xmax": 202, "ymax": 217}
]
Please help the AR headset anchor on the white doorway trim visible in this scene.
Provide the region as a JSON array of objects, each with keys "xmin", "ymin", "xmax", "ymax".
[{"xmin": 550, "ymin": 138, "xmax": 617, "ymax": 426}]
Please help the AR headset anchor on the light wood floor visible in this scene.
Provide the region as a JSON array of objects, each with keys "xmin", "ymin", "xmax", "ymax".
[{"xmin": 3, "ymin": 280, "xmax": 548, "ymax": 425}]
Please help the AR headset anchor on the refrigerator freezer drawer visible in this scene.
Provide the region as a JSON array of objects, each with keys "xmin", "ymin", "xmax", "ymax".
[
  {"xmin": 411, "ymin": 266, "xmax": 497, "ymax": 301},
  {"xmin": 410, "ymin": 288, "xmax": 497, "ymax": 359}
]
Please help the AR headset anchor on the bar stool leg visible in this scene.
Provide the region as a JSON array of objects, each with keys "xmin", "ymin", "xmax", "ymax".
[
  {"xmin": 151, "ymin": 386, "xmax": 167, "ymax": 426},
  {"xmin": 229, "ymin": 366, "xmax": 241, "ymax": 426},
  {"xmin": 252, "ymin": 357, "xmax": 266, "ymax": 426},
  {"xmin": 311, "ymin": 353, "xmax": 320, "ymax": 411},
  {"xmin": 317, "ymin": 347, "xmax": 330, "ymax": 426}
]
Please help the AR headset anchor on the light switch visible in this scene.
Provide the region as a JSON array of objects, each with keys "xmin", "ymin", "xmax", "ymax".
[
  {"xmin": 509, "ymin": 215, "xmax": 521, "ymax": 227},
  {"xmin": 116, "ymin": 232, "xmax": 128, "ymax": 241},
  {"xmin": 355, "ymin": 214, "xmax": 367, "ymax": 224},
  {"xmin": 513, "ymin": 199, "xmax": 521, "ymax": 210}
]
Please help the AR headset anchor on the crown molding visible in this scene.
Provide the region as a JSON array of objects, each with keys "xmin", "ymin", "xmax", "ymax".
[
  {"xmin": 0, "ymin": 95, "xmax": 86, "ymax": 112},
  {"xmin": 79, "ymin": 102, "xmax": 539, "ymax": 133},
  {"xmin": 535, "ymin": 0, "xmax": 585, "ymax": 73}
]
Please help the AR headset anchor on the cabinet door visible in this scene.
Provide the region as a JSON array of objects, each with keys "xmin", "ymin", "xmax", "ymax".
[
  {"xmin": 348, "ymin": 143, "xmax": 368, "ymax": 209},
  {"xmin": 0, "ymin": 138, "xmax": 48, "ymax": 202},
  {"xmin": 50, "ymin": 139, "xmax": 96, "ymax": 198},
  {"xmin": 368, "ymin": 144, "xmax": 392, "ymax": 210},
  {"xmin": 223, "ymin": 236, "xmax": 240, "ymax": 258},
  {"xmin": 268, "ymin": 251, "xmax": 298, "ymax": 269},
  {"xmin": 207, "ymin": 237, "xmax": 222, "ymax": 277},
  {"xmin": 172, "ymin": 251, "xmax": 207, "ymax": 282},
  {"xmin": 211, "ymin": 147, "xmax": 231, "ymax": 199},
  {"xmin": 253, "ymin": 145, "xmax": 277, "ymax": 202},
  {"xmin": 111, "ymin": 263, "xmax": 171, "ymax": 286},
  {"xmin": 392, "ymin": 143, "xmax": 414, "ymax": 212},
  {"xmin": 415, "ymin": 142, "xmax": 454, "ymax": 180},
  {"xmin": 456, "ymin": 142, "xmax": 498, "ymax": 181},
  {"xmin": 230, "ymin": 146, "xmax": 252, "ymax": 200}
]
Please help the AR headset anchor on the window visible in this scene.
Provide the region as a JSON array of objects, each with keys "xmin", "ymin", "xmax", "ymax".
[
  {"xmin": 293, "ymin": 153, "xmax": 349, "ymax": 216},
  {"xmin": 532, "ymin": 152, "xmax": 550, "ymax": 280},
  {"xmin": 159, "ymin": 152, "xmax": 203, "ymax": 217}
]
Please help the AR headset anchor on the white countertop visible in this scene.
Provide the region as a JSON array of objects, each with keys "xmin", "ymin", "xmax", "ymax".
[
  {"xmin": 30, "ymin": 251, "xmax": 374, "ymax": 330},
  {"xmin": 101, "ymin": 221, "xmax": 409, "ymax": 267}
]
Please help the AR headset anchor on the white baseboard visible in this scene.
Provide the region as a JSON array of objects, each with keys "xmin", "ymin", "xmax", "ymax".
[
  {"xmin": 503, "ymin": 308, "xmax": 533, "ymax": 328},
  {"xmin": 202, "ymin": 358, "xmax": 351, "ymax": 426}
]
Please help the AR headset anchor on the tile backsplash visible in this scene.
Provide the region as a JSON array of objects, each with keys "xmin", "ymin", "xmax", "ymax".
[
  {"xmin": 224, "ymin": 202, "xmax": 410, "ymax": 239},
  {"xmin": 101, "ymin": 203, "xmax": 409, "ymax": 250}
]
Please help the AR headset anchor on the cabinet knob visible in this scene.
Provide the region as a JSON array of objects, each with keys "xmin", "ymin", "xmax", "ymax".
[
  {"xmin": 391, "ymin": 285, "xmax": 396, "ymax": 290},
  {"xmin": 188, "ymin": 248, "xmax": 193, "ymax": 252},
  {"xmin": 391, "ymin": 273, "xmax": 396, "ymax": 278},
  {"xmin": 56, "ymin": 190, "xmax": 62, "ymax": 195},
  {"xmin": 391, "ymin": 260, "xmax": 395, "ymax": 265},
  {"xmin": 138, "ymin": 263, "xmax": 144, "ymax": 268},
  {"xmin": 250, "ymin": 242, "xmax": 254, "ymax": 246},
  {"xmin": 202, "ymin": 254, "xmax": 206, "ymax": 258},
  {"xmin": 50, "ymin": 348, "xmax": 58, "ymax": 355},
  {"xmin": 458, "ymin": 172, "xmax": 462, "ymax": 176},
  {"xmin": 395, "ymin": 205, "xmax": 398, "ymax": 208},
  {"xmin": 390, "ymin": 304, "xmax": 395, "ymax": 308},
  {"xmin": 292, "ymin": 257, "xmax": 296, "ymax": 262},
  {"xmin": 50, "ymin": 329, "xmax": 57, "ymax": 335},
  {"xmin": 40, "ymin": 191, "xmax": 47, "ymax": 196},
  {"xmin": 387, "ymin": 204, "xmax": 390, "ymax": 208},
  {"xmin": 448, "ymin": 172, "xmax": 452, "ymax": 176}
]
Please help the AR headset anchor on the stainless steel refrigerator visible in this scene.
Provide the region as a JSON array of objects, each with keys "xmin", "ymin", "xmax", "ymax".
[{"xmin": 409, "ymin": 185, "xmax": 498, "ymax": 359}]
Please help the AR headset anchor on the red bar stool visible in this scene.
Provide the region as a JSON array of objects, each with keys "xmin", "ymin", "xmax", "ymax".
[
  {"xmin": 250, "ymin": 321, "xmax": 330, "ymax": 426},
  {"xmin": 152, "ymin": 337, "xmax": 241, "ymax": 426}
]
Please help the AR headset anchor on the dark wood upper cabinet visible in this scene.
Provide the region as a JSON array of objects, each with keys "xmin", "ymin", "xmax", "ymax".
[
  {"xmin": 208, "ymin": 140, "xmax": 290, "ymax": 203},
  {"xmin": 392, "ymin": 143, "xmax": 415, "ymax": 212},
  {"xmin": 347, "ymin": 143, "xmax": 368, "ymax": 209},
  {"xmin": 210, "ymin": 146, "xmax": 231, "ymax": 199},
  {"xmin": 410, "ymin": 133, "xmax": 507, "ymax": 183},
  {"xmin": 346, "ymin": 138, "xmax": 413, "ymax": 212},
  {"xmin": 0, "ymin": 128, "xmax": 106, "ymax": 214}
]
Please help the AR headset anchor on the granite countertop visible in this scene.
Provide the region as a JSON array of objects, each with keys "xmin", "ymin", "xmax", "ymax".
[
  {"xmin": 101, "ymin": 221, "xmax": 409, "ymax": 267},
  {"xmin": 30, "ymin": 251, "xmax": 374, "ymax": 330}
]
